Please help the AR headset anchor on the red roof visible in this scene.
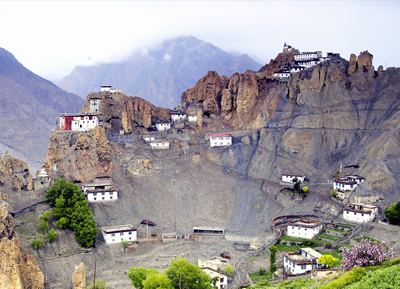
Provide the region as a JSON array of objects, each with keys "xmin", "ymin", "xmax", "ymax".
[{"xmin": 209, "ymin": 133, "xmax": 232, "ymax": 137}]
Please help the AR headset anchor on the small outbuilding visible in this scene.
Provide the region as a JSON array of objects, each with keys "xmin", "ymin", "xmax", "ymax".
[
  {"xmin": 209, "ymin": 133, "xmax": 232, "ymax": 148},
  {"xmin": 343, "ymin": 203, "xmax": 378, "ymax": 223},
  {"xmin": 102, "ymin": 224, "xmax": 137, "ymax": 244}
]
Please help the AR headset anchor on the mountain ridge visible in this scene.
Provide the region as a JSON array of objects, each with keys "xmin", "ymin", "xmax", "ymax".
[{"xmin": 58, "ymin": 36, "xmax": 261, "ymax": 108}]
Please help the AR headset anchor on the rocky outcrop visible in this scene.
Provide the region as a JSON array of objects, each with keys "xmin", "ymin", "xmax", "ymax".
[
  {"xmin": 348, "ymin": 53, "xmax": 357, "ymax": 75},
  {"xmin": 348, "ymin": 51, "xmax": 375, "ymax": 76},
  {"xmin": 0, "ymin": 200, "xmax": 44, "ymax": 289},
  {"xmin": 44, "ymin": 126, "xmax": 113, "ymax": 182},
  {"xmin": 0, "ymin": 153, "xmax": 33, "ymax": 191},
  {"xmin": 72, "ymin": 263, "xmax": 86, "ymax": 289}
]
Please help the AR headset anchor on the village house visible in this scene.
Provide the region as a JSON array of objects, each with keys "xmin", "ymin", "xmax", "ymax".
[
  {"xmin": 336, "ymin": 189, "xmax": 351, "ymax": 200},
  {"xmin": 101, "ymin": 224, "xmax": 137, "ymax": 244},
  {"xmin": 155, "ymin": 122, "xmax": 171, "ymax": 132},
  {"xmin": 59, "ymin": 113, "xmax": 99, "ymax": 132},
  {"xmin": 82, "ymin": 176, "xmax": 118, "ymax": 202},
  {"xmin": 290, "ymin": 65, "xmax": 305, "ymax": 73},
  {"xmin": 149, "ymin": 140, "xmax": 169, "ymax": 150},
  {"xmin": 294, "ymin": 51, "xmax": 323, "ymax": 62},
  {"xmin": 343, "ymin": 203, "xmax": 378, "ymax": 223},
  {"xmin": 142, "ymin": 135, "xmax": 156, "ymax": 142},
  {"xmin": 283, "ymin": 247, "xmax": 323, "ymax": 275},
  {"xmin": 193, "ymin": 226, "xmax": 225, "ymax": 235},
  {"xmin": 37, "ymin": 168, "xmax": 49, "ymax": 178},
  {"xmin": 201, "ymin": 267, "xmax": 228, "ymax": 289},
  {"xmin": 187, "ymin": 114, "xmax": 197, "ymax": 123},
  {"xmin": 286, "ymin": 219, "xmax": 323, "ymax": 239},
  {"xmin": 170, "ymin": 110, "xmax": 187, "ymax": 122},
  {"xmin": 209, "ymin": 133, "xmax": 232, "ymax": 148},
  {"xmin": 100, "ymin": 85, "xmax": 112, "ymax": 92},
  {"xmin": 273, "ymin": 68, "xmax": 291, "ymax": 79},
  {"xmin": 333, "ymin": 179, "xmax": 358, "ymax": 191},
  {"xmin": 281, "ymin": 173, "xmax": 306, "ymax": 183},
  {"xmin": 198, "ymin": 257, "xmax": 230, "ymax": 272},
  {"xmin": 88, "ymin": 96, "xmax": 102, "ymax": 113}
]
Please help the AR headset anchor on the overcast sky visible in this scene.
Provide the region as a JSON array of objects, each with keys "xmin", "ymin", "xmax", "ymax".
[{"xmin": 1, "ymin": 1, "xmax": 399, "ymax": 81}]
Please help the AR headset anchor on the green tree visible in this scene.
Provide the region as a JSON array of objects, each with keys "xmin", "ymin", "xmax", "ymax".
[
  {"xmin": 128, "ymin": 267, "xmax": 159, "ymax": 289},
  {"xmin": 318, "ymin": 254, "xmax": 340, "ymax": 268},
  {"xmin": 122, "ymin": 240, "xmax": 129, "ymax": 252},
  {"xmin": 40, "ymin": 210, "xmax": 52, "ymax": 222},
  {"xmin": 142, "ymin": 273, "xmax": 174, "ymax": 289},
  {"xmin": 87, "ymin": 279, "xmax": 107, "ymax": 289},
  {"xmin": 302, "ymin": 186, "xmax": 309, "ymax": 194},
  {"xmin": 384, "ymin": 202, "xmax": 400, "ymax": 225},
  {"xmin": 30, "ymin": 238, "xmax": 44, "ymax": 257},
  {"xmin": 269, "ymin": 245, "xmax": 278, "ymax": 273},
  {"xmin": 56, "ymin": 217, "xmax": 68, "ymax": 229},
  {"xmin": 47, "ymin": 228, "xmax": 58, "ymax": 254},
  {"xmin": 166, "ymin": 258, "xmax": 211, "ymax": 289},
  {"xmin": 222, "ymin": 264, "xmax": 235, "ymax": 277},
  {"xmin": 38, "ymin": 218, "xmax": 49, "ymax": 233}
]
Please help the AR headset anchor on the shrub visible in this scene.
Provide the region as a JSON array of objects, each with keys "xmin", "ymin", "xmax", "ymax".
[
  {"xmin": 128, "ymin": 268, "xmax": 159, "ymax": 289},
  {"xmin": 302, "ymin": 186, "xmax": 309, "ymax": 194},
  {"xmin": 345, "ymin": 264, "xmax": 400, "ymax": 289},
  {"xmin": 38, "ymin": 218, "xmax": 49, "ymax": 233},
  {"xmin": 269, "ymin": 246, "xmax": 277, "ymax": 273},
  {"xmin": 222, "ymin": 264, "xmax": 235, "ymax": 277},
  {"xmin": 318, "ymin": 254, "xmax": 340, "ymax": 268},
  {"xmin": 320, "ymin": 267, "xmax": 367, "ymax": 289},
  {"xmin": 384, "ymin": 202, "xmax": 400, "ymax": 225},
  {"xmin": 342, "ymin": 239, "xmax": 393, "ymax": 270},
  {"xmin": 331, "ymin": 189, "xmax": 338, "ymax": 198}
]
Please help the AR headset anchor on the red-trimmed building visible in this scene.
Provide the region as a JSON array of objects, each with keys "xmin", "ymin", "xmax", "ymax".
[
  {"xmin": 59, "ymin": 114, "xmax": 99, "ymax": 132},
  {"xmin": 209, "ymin": 133, "xmax": 232, "ymax": 147}
]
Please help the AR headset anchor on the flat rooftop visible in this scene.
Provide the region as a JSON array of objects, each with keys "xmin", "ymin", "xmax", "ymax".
[{"xmin": 102, "ymin": 224, "xmax": 136, "ymax": 234}]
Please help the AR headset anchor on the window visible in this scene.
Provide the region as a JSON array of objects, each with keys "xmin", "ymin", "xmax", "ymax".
[
  {"xmin": 111, "ymin": 233, "xmax": 115, "ymax": 236},
  {"xmin": 129, "ymin": 232, "xmax": 132, "ymax": 235},
  {"xmin": 94, "ymin": 197, "xmax": 97, "ymax": 200},
  {"xmin": 102, "ymin": 197, "xmax": 105, "ymax": 200},
  {"xmin": 301, "ymin": 265, "xmax": 306, "ymax": 270},
  {"xmin": 120, "ymin": 232, "xmax": 123, "ymax": 236}
]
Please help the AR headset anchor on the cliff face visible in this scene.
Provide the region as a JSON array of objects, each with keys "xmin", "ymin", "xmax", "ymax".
[
  {"xmin": 181, "ymin": 51, "xmax": 400, "ymax": 197},
  {"xmin": 0, "ymin": 201, "xmax": 44, "ymax": 289},
  {"xmin": 0, "ymin": 153, "xmax": 33, "ymax": 191}
]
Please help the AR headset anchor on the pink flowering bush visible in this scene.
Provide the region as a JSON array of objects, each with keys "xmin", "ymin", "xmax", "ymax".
[{"xmin": 342, "ymin": 239, "xmax": 393, "ymax": 270}]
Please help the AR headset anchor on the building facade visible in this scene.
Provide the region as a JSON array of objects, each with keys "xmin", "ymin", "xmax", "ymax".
[
  {"xmin": 102, "ymin": 225, "xmax": 137, "ymax": 244},
  {"xmin": 188, "ymin": 115, "xmax": 197, "ymax": 123},
  {"xmin": 209, "ymin": 133, "xmax": 232, "ymax": 147},
  {"xmin": 143, "ymin": 135, "xmax": 156, "ymax": 142},
  {"xmin": 149, "ymin": 140, "xmax": 169, "ymax": 150},
  {"xmin": 287, "ymin": 220, "xmax": 323, "ymax": 239},
  {"xmin": 201, "ymin": 268, "xmax": 228, "ymax": 289},
  {"xmin": 59, "ymin": 114, "xmax": 98, "ymax": 132},
  {"xmin": 171, "ymin": 111, "xmax": 187, "ymax": 122},
  {"xmin": 155, "ymin": 123, "xmax": 171, "ymax": 131},
  {"xmin": 100, "ymin": 85, "xmax": 112, "ymax": 92},
  {"xmin": 283, "ymin": 248, "xmax": 323, "ymax": 275},
  {"xmin": 343, "ymin": 203, "xmax": 378, "ymax": 223},
  {"xmin": 281, "ymin": 174, "xmax": 306, "ymax": 183},
  {"xmin": 89, "ymin": 97, "xmax": 101, "ymax": 113},
  {"xmin": 86, "ymin": 189, "xmax": 118, "ymax": 202}
]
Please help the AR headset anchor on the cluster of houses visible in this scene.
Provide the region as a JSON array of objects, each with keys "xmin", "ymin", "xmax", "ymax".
[
  {"xmin": 273, "ymin": 43, "xmax": 339, "ymax": 79},
  {"xmin": 331, "ymin": 175, "xmax": 365, "ymax": 200}
]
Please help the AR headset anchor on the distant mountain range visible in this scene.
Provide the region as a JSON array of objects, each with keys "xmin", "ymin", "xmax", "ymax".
[
  {"xmin": 0, "ymin": 47, "xmax": 83, "ymax": 170},
  {"xmin": 58, "ymin": 36, "xmax": 261, "ymax": 107}
]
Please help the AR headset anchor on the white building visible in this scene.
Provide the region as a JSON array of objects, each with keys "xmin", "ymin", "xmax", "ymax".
[
  {"xmin": 283, "ymin": 248, "xmax": 323, "ymax": 275},
  {"xmin": 59, "ymin": 114, "xmax": 99, "ymax": 132},
  {"xmin": 294, "ymin": 51, "xmax": 322, "ymax": 61},
  {"xmin": 343, "ymin": 203, "xmax": 378, "ymax": 223},
  {"xmin": 336, "ymin": 189, "xmax": 351, "ymax": 200},
  {"xmin": 171, "ymin": 110, "xmax": 187, "ymax": 122},
  {"xmin": 290, "ymin": 65, "xmax": 305, "ymax": 73},
  {"xmin": 188, "ymin": 115, "xmax": 198, "ymax": 123},
  {"xmin": 209, "ymin": 133, "xmax": 232, "ymax": 148},
  {"xmin": 102, "ymin": 225, "xmax": 137, "ymax": 244},
  {"xmin": 333, "ymin": 179, "xmax": 358, "ymax": 191},
  {"xmin": 143, "ymin": 135, "xmax": 156, "ymax": 142},
  {"xmin": 201, "ymin": 268, "xmax": 228, "ymax": 289},
  {"xmin": 155, "ymin": 122, "xmax": 171, "ymax": 132},
  {"xmin": 345, "ymin": 175, "xmax": 365, "ymax": 184},
  {"xmin": 149, "ymin": 140, "xmax": 169, "ymax": 150},
  {"xmin": 273, "ymin": 69, "xmax": 291, "ymax": 78},
  {"xmin": 161, "ymin": 232, "xmax": 178, "ymax": 243},
  {"xmin": 89, "ymin": 97, "xmax": 102, "ymax": 113},
  {"xmin": 100, "ymin": 85, "xmax": 112, "ymax": 92},
  {"xmin": 82, "ymin": 176, "xmax": 118, "ymax": 203},
  {"xmin": 281, "ymin": 174, "xmax": 306, "ymax": 184},
  {"xmin": 198, "ymin": 257, "xmax": 230, "ymax": 272},
  {"xmin": 37, "ymin": 168, "xmax": 49, "ymax": 178},
  {"xmin": 287, "ymin": 220, "xmax": 323, "ymax": 239}
]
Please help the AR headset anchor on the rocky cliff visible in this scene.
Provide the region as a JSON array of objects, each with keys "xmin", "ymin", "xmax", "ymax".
[
  {"xmin": 0, "ymin": 200, "xmax": 44, "ymax": 289},
  {"xmin": 0, "ymin": 153, "xmax": 33, "ymax": 191}
]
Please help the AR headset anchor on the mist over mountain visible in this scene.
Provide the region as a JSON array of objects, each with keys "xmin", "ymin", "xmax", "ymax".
[
  {"xmin": 58, "ymin": 36, "xmax": 261, "ymax": 107},
  {"xmin": 0, "ymin": 47, "xmax": 83, "ymax": 169}
]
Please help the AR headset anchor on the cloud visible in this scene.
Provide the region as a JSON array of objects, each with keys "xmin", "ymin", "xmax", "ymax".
[{"xmin": 0, "ymin": 1, "xmax": 399, "ymax": 80}]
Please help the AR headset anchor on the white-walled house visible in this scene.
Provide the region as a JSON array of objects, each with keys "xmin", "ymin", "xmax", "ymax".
[
  {"xmin": 170, "ymin": 110, "xmax": 187, "ymax": 122},
  {"xmin": 89, "ymin": 97, "xmax": 102, "ymax": 113},
  {"xmin": 345, "ymin": 175, "xmax": 365, "ymax": 184},
  {"xmin": 343, "ymin": 203, "xmax": 378, "ymax": 223},
  {"xmin": 188, "ymin": 114, "xmax": 198, "ymax": 123},
  {"xmin": 273, "ymin": 69, "xmax": 291, "ymax": 78},
  {"xmin": 287, "ymin": 220, "xmax": 323, "ymax": 239},
  {"xmin": 283, "ymin": 248, "xmax": 323, "ymax": 275},
  {"xmin": 201, "ymin": 268, "xmax": 228, "ymax": 289},
  {"xmin": 333, "ymin": 179, "xmax": 358, "ymax": 191},
  {"xmin": 82, "ymin": 176, "xmax": 118, "ymax": 203},
  {"xmin": 59, "ymin": 114, "xmax": 99, "ymax": 132},
  {"xmin": 294, "ymin": 51, "xmax": 322, "ymax": 61},
  {"xmin": 143, "ymin": 135, "xmax": 156, "ymax": 142},
  {"xmin": 100, "ymin": 85, "xmax": 112, "ymax": 92},
  {"xmin": 149, "ymin": 140, "xmax": 169, "ymax": 150},
  {"xmin": 155, "ymin": 122, "xmax": 171, "ymax": 132},
  {"xmin": 209, "ymin": 133, "xmax": 232, "ymax": 148},
  {"xmin": 37, "ymin": 168, "xmax": 49, "ymax": 178},
  {"xmin": 281, "ymin": 174, "xmax": 306, "ymax": 183},
  {"xmin": 102, "ymin": 225, "xmax": 137, "ymax": 244}
]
